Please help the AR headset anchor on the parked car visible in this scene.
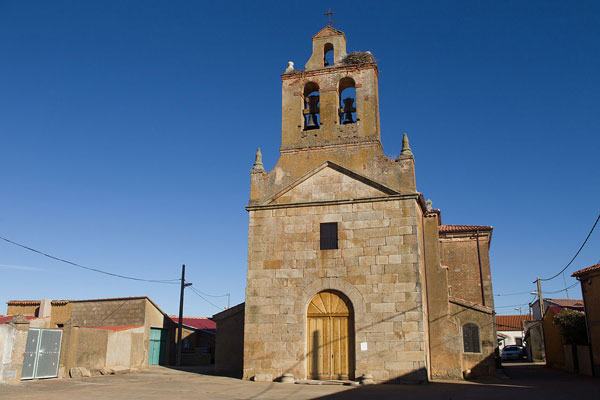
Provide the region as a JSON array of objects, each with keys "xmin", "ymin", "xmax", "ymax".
[{"xmin": 502, "ymin": 345, "xmax": 526, "ymax": 360}]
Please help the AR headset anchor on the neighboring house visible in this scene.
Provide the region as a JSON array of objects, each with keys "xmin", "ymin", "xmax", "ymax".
[
  {"xmin": 169, "ymin": 316, "xmax": 216, "ymax": 365},
  {"xmin": 3, "ymin": 296, "xmax": 176, "ymax": 382},
  {"xmin": 543, "ymin": 306, "xmax": 571, "ymax": 369},
  {"xmin": 531, "ymin": 298, "xmax": 584, "ymax": 320},
  {"xmin": 213, "ymin": 303, "xmax": 244, "ymax": 377},
  {"xmin": 573, "ymin": 263, "xmax": 600, "ymax": 376},
  {"xmin": 524, "ymin": 298, "xmax": 584, "ymax": 364},
  {"xmin": 496, "ymin": 314, "xmax": 531, "ymax": 350}
]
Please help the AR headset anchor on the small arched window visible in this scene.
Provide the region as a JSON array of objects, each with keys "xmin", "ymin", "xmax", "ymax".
[
  {"xmin": 324, "ymin": 43, "xmax": 334, "ymax": 67},
  {"xmin": 339, "ymin": 77, "xmax": 356, "ymax": 125},
  {"xmin": 303, "ymin": 82, "xmax": 320, "ymax": 130},
  {"xmin": 463, "ymin": 323, "xmax": 481, "ymax": 353}
]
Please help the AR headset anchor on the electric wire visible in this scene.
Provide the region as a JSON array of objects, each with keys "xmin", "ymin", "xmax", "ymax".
[
  {"xmin": 495, "ymin": 303, "xmax": 530, "ymax": 309},
  {"xmin": 191, "ymin": 288, "xmax": 229, "ymax": 298},
  {"xmin": 540, "ymin": 212, "xmax": 600, "ymax": 281},
  {"xmin": 495, "ymin": 289, "xmax": 535, "ymax": 297},
  {"xmin": 542, "ymin": 282, "xmax": 578, "ymax": 295},
  {"xmin": 188, "ymin": 286, "xmax": 226, "ymax": 310},
  {"xmin": 0, "ymin": 235, "xmax": 179, "ymax": 284}
]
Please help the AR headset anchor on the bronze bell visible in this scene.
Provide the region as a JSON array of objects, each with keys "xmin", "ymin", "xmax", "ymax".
[
  {"xmin": 341, "ymin": 98, "xmax": 356, "ymax": 124},
  {"xmin": 305, "ymin": 114, "xmax": 319, "ymax": 130},
  {"xmin": 304, "ymin": 95, "xmax": 320, "ymax": 130}
]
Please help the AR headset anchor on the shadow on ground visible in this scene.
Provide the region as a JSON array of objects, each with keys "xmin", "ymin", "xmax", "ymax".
[{"xmin": 308, "ymin": 364, "xmax": 599, "ymax": 400}]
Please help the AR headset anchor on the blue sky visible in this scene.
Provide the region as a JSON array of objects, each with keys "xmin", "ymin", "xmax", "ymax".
[{"xmin": 1, "ymin": 1, "xmax": 598, "ymax": 317}]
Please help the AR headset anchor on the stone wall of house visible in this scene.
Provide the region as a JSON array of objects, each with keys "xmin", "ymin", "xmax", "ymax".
[
  {"xmin": 70, "ymin": 299, "xmax": 146, "ymax": 327},
  {"xmin": 244, "ymin": 190, "xmax": 427, "ymax": 382},
  {"xmin": 6, "ymin": 303, "xmax": 38, "ymax": 316}
]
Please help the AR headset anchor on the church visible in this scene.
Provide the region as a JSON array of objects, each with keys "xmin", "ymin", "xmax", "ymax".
[{"xmin": 230, "ymin": 25, "xmax": 496, "ymax": 383}]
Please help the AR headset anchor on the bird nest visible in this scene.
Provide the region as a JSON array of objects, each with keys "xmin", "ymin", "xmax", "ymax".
[{"xmin": 342, "ymin": 51, "xmax": 375, "ymax": 65}]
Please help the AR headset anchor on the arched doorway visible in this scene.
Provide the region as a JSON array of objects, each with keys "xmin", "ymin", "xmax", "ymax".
[{"xmin": 307, "ymin": 290, "xmax": 354, "ymax": 380}]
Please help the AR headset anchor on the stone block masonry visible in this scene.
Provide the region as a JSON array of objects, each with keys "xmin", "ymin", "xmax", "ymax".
[{"xmin": 244, "ymin": 196, "xmax": 427, "ymax": 382}]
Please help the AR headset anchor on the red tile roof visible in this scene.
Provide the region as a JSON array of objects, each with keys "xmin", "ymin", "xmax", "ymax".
[
  {"xmin": 0, "ymin": 315, "xmax": 37, "ymax": 324},
  {"xmin": 439, "ymin": 225, "xmax": 493, "ymax": 233},
  {"xmin": 496, "ymin": 314, "xmax": 532, "ymax": 331},
  {"xmin": 7, "ymin": 300, "xmax": 69, "ymax": 305},
  {"xmin": 169, "ymin": 316, "xmax": 215, "ymax": 331},
  {"xmin": 572, "ymin": 264, "xmax": 600, "ymax": 277},
  {"xmin": 82, "ymin": 325, "xmax": 144, "ymax": 332},
  {"xmin": 548, "ymin": 306, "xmax": 568, "ymax": 315},
  {"xmin": 546, "ymin": 298, "xmax": 584, "ymax": 309}
]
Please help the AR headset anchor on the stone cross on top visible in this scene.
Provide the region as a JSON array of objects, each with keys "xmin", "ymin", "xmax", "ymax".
[{"xmin": 324, "ymin": 9, "xmax": 335, "ymax": 26}]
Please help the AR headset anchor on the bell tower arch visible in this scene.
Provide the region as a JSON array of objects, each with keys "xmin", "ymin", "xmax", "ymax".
[{"xmin": 281, "ymin": 26, "xmax": 381, "ymax": 151}]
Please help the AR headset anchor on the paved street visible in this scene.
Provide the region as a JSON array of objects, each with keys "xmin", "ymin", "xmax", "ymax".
[{"xmin": 1, "ymin": 364, "xmax": 598, "ymax": 399}]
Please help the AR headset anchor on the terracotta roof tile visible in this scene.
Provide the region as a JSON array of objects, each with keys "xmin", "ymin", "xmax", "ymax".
[
  {"xmin": 546, "ymin": 298, "xmax": 584, "ymax": 308},
  {"xmin": 7, "ymin": 300, "xmax": 70, "ymax": 306},
  {"xmin": 170, "ymin": 316, "xmax": 216, "ymax": 331},
  {"xmin": 496, "ymin": 314, "xmax": 532, "ymax": 331},
  {"xmin": 572, "ymin": 264, "xmax": 600, "ymax": 277},
  {"xmin": 439, "ymin": 225, "xmax": 493, "ymax": 233}
]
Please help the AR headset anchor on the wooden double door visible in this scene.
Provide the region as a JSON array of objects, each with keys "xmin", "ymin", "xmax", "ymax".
[{"xmin": 307, "ymin": 291, "xmax": 354, "ymax": 380}]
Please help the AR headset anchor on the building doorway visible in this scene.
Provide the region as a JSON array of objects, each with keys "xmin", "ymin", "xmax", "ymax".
[
  {"xmin": 307, "ymin": 290, "xmax": 354, "ymax": 380},
  {"xmin": 149, "ymin": 328, "xmax": 167, "ymax": 366}
]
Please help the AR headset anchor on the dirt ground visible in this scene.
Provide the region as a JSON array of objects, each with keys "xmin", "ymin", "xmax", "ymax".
[{"xmin": 1, "ymin": 363, "xmax": 598, "ymax": 399}]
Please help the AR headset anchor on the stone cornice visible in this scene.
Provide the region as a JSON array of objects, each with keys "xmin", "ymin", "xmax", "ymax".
[
  {"xmin": 246, "ymin": 193, "xmax": 421, "ymax": 212},
  {"xmin": 281, "ymin": 63, "xmax": 378, "ymax": 81},
  {"xmin": 280, "ymin": 138, "xmax": 382, "ymax": 153}
]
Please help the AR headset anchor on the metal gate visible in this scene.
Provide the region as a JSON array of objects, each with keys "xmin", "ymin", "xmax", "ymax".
[{"xmin": 21, "ymin": 328, "xmax": 62, "ymax": 380}]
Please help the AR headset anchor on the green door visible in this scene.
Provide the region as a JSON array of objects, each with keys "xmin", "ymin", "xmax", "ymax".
[{"xmin": 149, "ymin": 328, "xmax": 167, "ymax": 365}]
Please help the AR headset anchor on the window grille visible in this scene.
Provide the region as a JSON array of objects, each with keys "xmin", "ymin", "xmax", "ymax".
[
  {"xmin": 320, "ymin": 222, "xmax": 338, "ymax": 250},
  {"xmin": 463, "ymin": 323, "xmax": 481, "ymax": 353}
]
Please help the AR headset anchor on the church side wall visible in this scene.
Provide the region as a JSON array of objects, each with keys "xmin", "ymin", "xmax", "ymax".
[
  {"xmin": 448, "ymin": 303, "xmax": 496, "ymax": 377},
  {"xmin": 244, "ymin": 197, "xmax": 427, "ymax": 382},
  {"xmin": 440, "ymin": 235, "xmax": 494, "ymax": 308}
]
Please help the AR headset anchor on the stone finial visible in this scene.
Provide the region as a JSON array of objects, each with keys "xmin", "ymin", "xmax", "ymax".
[
  {"xmin": 400, "ymin": 133, "xmax": 413, "ymax": 157},
  {"xmin": 426, "ymin": 199, "xmax": 433, "ymax": 211},
  {"xmin": 252, "ymin": 148, "xmax": 265, "ymax": 172},
  {"xmin": 285, "ymin": 61, "xmax": 294, "ymax": 73}
]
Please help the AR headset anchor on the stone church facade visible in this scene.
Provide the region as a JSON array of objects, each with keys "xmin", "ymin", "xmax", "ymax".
[{"xmin": 242, "ymin": 26, "xmax": 496, "ymax": 382}]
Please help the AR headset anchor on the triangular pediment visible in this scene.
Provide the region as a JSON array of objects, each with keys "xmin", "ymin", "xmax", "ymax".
[
  {"xmin": 266, "ymin": 162, "xmax": 398, "ymax": 205},
  {"xmin": 313, "ymin": 25, "xmax": 345, "ymax": 39}
]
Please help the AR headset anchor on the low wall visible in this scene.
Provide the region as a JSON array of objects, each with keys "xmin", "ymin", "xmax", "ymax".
[
  {"xmin": 0, "ymin": 317, "xmax": 30, "ymax": 383},
  {"xmin": 61, "ymin": 325, "xmax": 147, "ymax": 373}
]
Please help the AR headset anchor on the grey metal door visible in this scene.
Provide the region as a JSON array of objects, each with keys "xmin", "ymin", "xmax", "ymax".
[
  {"xmin": 21, "ymin": 328, "xmax": 62, "ymax": 380},
  {"xmin": 21, "ymin": 328, "xmax": 40, "ymax": 380}
]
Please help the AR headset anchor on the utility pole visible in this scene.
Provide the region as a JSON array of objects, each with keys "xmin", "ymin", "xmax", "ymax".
[
  {"xmin": 536, "ymin": 277, "xmax": 544, "ymax": 319},
  {"xmin": 177, "ymin": 264, "xmax": 192, "ymax": 367}
]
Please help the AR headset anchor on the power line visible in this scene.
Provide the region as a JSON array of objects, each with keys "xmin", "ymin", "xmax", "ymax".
[
  {"xmin": 0, "ymin": 235, "xmax": 179, "ymax": 284},
  {"xmin": 495, "ymin": 303, "xmax": 529, "ymax": 309},
  {"xmin": 191, "ymin": 288, "xmax": 229, "ymax": 298},
  {"xmin": 189, "ymin": 286, "xmax": 226, "ymax": 310},
  {"xmin": 540, "ymin": 212, "xmax": 600, "ymax": 281},
  {"xmin": 495, "ymin": 289, "xmax": 534, "ymax": 297},
  {"xmin": 542, "ymin": 282, "xmax": 578, "ymax": 295}
]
